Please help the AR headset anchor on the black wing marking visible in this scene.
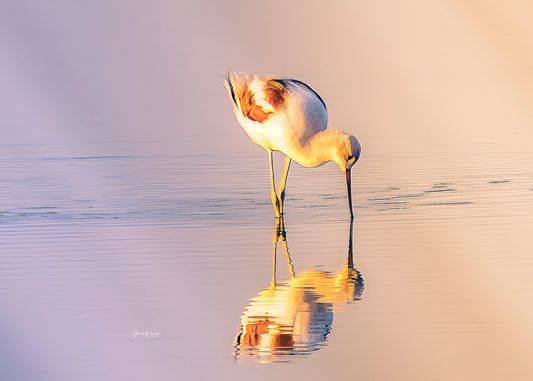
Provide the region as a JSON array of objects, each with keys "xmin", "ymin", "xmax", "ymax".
[
  {"xmin": 272, "ymin": 78, "xmax": 327, "ymax": 110},
  {"xmin": 226, "ymin": 73, "xmax": 237, "ymax": 106}
]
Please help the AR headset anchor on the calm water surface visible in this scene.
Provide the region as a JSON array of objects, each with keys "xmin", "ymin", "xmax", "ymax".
[{"xmin": 1, "ymin": 138, "xmax": 533, "ymax": 380}]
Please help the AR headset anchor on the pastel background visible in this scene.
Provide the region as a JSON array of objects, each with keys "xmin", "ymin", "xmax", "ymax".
[{"xmin": 1, "ymin": 1, "xmax": 533, "ymax": 380}]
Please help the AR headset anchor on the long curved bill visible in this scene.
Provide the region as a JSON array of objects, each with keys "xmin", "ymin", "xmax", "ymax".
[{"xmin": 346, "ymin": 168, "xmax": 354, "ymax": 220}]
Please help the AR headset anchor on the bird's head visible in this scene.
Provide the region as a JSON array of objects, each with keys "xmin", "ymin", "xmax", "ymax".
[
  {"xmin": 332, "ymin": 133, "xmax": 361, "ymax": 172},
  {"xmin": 331, "ymin": 132, "xmax": 360, "ymax": 219}
]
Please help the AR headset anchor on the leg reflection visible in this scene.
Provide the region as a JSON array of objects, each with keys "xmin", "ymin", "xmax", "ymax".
[{"xmin": 272, "ymin": 217, "xmax": 295, "ymax": 288}]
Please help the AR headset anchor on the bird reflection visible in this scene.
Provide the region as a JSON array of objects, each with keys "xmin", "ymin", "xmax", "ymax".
[{"xmin": 234, "ymin": 218, "xmax": 364, "ymax": 362}]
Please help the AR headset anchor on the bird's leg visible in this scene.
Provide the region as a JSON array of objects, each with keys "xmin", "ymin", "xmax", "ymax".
[
  {"xmin": 268, "ymin": 150, "xmax": 281, "ymax": 217},
  {"xmin": 278, "ymin": 157, "xmax": 291, "ymax": 216},
  {"xmin": 278, "ymin": 217, "xmax": 295, "ymax": 279}
]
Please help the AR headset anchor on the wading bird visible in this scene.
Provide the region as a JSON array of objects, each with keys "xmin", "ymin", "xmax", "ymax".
[{"xmin": 225, "ymin": 71, "xmax": 361, "ymax": 219}]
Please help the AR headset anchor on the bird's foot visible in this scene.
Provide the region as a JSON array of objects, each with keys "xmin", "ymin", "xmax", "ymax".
[{"xmin": 274, "ymin": 214, "xmax": 286, "ymax": 235}]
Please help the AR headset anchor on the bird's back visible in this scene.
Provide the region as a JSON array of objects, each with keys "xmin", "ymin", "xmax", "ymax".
[{"xmin": 225, "ymin": 72, "xmax": 328, "ymax": 153}]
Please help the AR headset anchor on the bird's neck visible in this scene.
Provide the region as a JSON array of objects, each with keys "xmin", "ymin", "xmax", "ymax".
[{"xmin": 293, "ymin": 130, "xmax": 346, "ymax": 168}]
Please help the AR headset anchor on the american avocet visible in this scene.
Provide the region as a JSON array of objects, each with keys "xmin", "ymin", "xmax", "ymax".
[{"xmin": 225, "ymin": 71, "xmax": 361, "ymax": 219}]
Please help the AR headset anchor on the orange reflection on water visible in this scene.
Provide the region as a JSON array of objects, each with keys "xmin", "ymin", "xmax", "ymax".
[{"xmin": 235, "ymin": 219, "xmax": 364, "ymax": 362}]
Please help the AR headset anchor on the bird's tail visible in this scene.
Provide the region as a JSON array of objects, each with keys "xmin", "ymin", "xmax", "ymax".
[{"xmin": 224, "ymin": 71, "xmax": 248, "ymax": 110}]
